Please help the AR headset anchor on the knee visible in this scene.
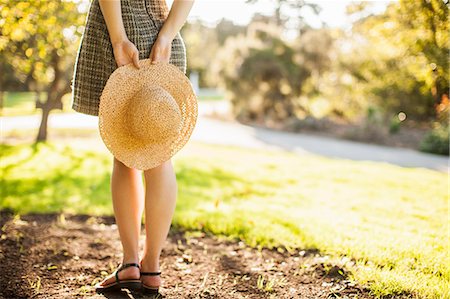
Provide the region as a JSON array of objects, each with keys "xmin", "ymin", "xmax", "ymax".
[
  {"xmin": 113, "ymin": 156, "xmax": 131, "ymax": 169},
  {"xmin": 143, "ymin": 159, "xmax": 172, "ymax": 174}
]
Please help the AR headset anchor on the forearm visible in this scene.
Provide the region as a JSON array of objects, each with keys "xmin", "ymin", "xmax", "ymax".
[
  {"xmin": 158, "ymin": 0, "xmax": 195, "ymax": 41},
  {"xmin": 98, "ymin": 0, "xmax": 127, "ymax": 44}
]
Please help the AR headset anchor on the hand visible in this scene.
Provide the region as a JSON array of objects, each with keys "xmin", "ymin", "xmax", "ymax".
[
  {"xmin": 112, "ymin": 39, "xmax": 140, "ymax": 69},
  {"xmin": 149, "ymin": 35, "xmax": 172, "ymax": 64}
]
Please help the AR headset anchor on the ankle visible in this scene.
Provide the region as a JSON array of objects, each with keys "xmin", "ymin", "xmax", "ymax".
[
  {"xmin": 140, "ymin": 257, "xmax": 160, "ymax": 271},
  {"xmin": 122, "ymin": 256, "xmax": 140, "ymax": 266}
]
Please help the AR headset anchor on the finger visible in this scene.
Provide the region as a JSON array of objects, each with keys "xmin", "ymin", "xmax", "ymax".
[
  {"xmin": 116, "ymin": 60, "xmax": 125, "ymax": 67},
  {"xmin": 114, "ymin": 56, "xmax": 124, "ymax": 67},
  {"xmin": 148, "ymin": 47, "xmax": 154, "ymax": 60},
  {"xmin": 163, "ymin": 55, "xmax": 170, "ymax": 64},
  {"xmin": 151, "ymin": 55, "xmax": 159, "ymax": 64},
  {"xmin": 152, "ymin": 55, "xmax": 168, "ymax": 64},
  {"xmin": 150, "ymin": 48, "xmax": 159, "ymax": 64},
  {"xmin": 132, "ymin": 50, "xmax": 140, "ymax": 69}
]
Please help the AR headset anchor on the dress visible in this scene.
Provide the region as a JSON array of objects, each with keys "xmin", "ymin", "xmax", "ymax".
[{"xmin": 71, "ymin": 0, "xmax": 187, "ymax": 116}]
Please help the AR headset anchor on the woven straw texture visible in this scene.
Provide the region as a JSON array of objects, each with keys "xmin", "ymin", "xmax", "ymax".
[
  {"xmin": 71, "ymin": 0, "xmax": 186, "ymax": 116},
  {"xmin": 98, "ymin": 60, "xmax": 198, "ymax": 170}
]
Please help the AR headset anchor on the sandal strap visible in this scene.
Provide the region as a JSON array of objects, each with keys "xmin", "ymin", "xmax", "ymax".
[
  {"xmin": 114, "ymin": 262, "xmax": 141, "ymax": 283},
  {"xmin": 120, "ymin": 262, "xmax": 140, "ymax": 270},
  {"xmin": 140, "ymin": 271, "xmax": 161, "ymax": 276}
]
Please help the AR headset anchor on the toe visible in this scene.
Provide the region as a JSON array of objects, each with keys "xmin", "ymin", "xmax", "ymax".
[
  {"xmin": 99, "ymin": 275, "xmax": 115, "ymax": 286},
  {"xmin": 98, "ymin": 265, "xmax": 140, "ymax": 286}
]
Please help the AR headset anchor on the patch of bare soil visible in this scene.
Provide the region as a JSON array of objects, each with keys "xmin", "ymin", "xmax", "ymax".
[{"xmin": 0, "ymin": 210, "xmax": 374, "ymax": 299}]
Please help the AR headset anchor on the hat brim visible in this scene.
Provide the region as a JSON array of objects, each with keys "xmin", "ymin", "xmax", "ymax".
[{"xmin": 98, "ymin": 60, "xmax": 198, "ymax": 170}]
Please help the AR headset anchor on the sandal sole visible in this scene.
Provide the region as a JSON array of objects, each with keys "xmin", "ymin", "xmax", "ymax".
[
  {"xmin": 95, "ymin": 280, "xmax": 142, "ymax": 293},
  {"xmin": 142, "ymin": 284, "xmax": 159, "ymax": 295}
]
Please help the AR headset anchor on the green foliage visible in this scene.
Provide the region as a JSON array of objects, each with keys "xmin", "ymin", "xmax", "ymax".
[
  {"xmin": 340, "ymin": 0, "xmax": 449, "ymax": 121},
  {"xmin": 214, "ymin": 24, "xmax": 334, "ymax": 123},
  {"xmin": 396, "ymin": 0, "xmax": 448, "ymax": 101},
  {"xmin": 0, "ymin": 0, "xmax": 85, "ymax": 89},
  {"xmin": 341, "ymin": 106, "xmax": 390, "ymax": 144},
  {"xmin": 182, "ymin": 19, "xmax": 245, "ymax": 87},
  {"xmin": 1, "ymin": 140, "xmax": 448, "ymax": 298},
  {"xmin": 212, "ymin": 0, "xmax": 448, "ymax": 126},
  {"xmin": 1, "ymin": 0, "xmax": 87, "ymax": 140},
  {"xmin": 419, "ymin": 123, "xmax": 449, "ymax": 155},
  {"xmin": 245, "ymin": 0, "xmax": 320, "ymax": 28},
  {"xmin": 302, "ymin": 0, "xmax": 449, "ymax": 124},
  {"xmin": 389, "ymin": 117, "xmax": 401, "ymax": 134}
]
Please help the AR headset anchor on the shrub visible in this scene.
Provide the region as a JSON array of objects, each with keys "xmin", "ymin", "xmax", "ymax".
[
  {"xmin": 419, "ymin": 124, "xmax": 449, "ymax": 155},
  {"xmin": 213, "ymin": 23, "xmax": 333, "ymax": 124}
]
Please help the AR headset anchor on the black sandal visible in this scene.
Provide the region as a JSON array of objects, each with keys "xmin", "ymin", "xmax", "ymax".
[
  {"xmin": 95, "ymin": 262, "xmax": 142, "ymax": 293},
  {"xmin": 140, "ymin": 271, "xmax": 161, "ymax": 294}
]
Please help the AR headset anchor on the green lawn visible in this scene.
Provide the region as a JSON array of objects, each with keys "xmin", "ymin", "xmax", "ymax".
[
  {"xmin": 0, "ymin": 140, "xmax": 448, "ymax": 298},
  {"xmin": 0, "ymin": 92, "xmax": 73, "ymax": 116},
  {"xmin": 1, "ymin": 91, "xmax": 224, "ymax": 116}
]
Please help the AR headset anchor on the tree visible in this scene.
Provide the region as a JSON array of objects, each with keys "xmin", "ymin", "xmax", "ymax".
[
  {"xmin": 0, "ymin": 0, "xmax": 86, "ymax": 141},
  {"xmin": 395, "ymin": 0, "xmax": 449, "ymax": 110},
  {"xmin": 215, "ymin": 19, "xmax": 246, "ymax": 46},
  {"xmin": 246, "ymin": 0, "xmax": 321, "ymax": 29},
  {"xmin": 213, "ymin": 22, "xmax": 334, "ymax": 123},
  {"xmin": 342, "ymin": 0, "xmax": 449, "ymax": 121},
  {"xmin": 182, "ymin": 19, "xmax": 245, "ymax": 87}
]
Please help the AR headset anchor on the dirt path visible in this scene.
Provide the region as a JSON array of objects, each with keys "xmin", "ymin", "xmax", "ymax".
[{"xmin": 0, "ymin": 210, "xmax": 373, "ymax": 299}]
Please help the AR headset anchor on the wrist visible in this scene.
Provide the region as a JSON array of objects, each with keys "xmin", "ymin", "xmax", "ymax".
[
  {"xmin": 157, "ymin": 28, "xmax": 176, "ymax": 43},
  {"xmin": 110, "ymin": 35, "xmax": 128, "ymax": 47}
]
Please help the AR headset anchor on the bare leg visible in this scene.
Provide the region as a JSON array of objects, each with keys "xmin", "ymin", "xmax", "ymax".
[
  {"xmin": 98, "ymin": 157, "xmax": 145, "ymax": 286},
  {"xmin": 140, "ymin": 159, "xmax": 178, "ymax": 288}
]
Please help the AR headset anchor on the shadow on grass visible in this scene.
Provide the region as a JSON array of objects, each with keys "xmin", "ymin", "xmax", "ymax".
[
  {"xmin": 0, "ymin": 142, "xmax": 318, "ymax": 252},
  {"xmin": 1, "ymin": 143, "xmax": 112, "ymax": 214}
]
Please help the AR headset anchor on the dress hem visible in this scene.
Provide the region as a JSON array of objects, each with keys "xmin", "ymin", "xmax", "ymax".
[{"xmin": 71, "ymin": 103, "xmax": 99, "ymax": 117}]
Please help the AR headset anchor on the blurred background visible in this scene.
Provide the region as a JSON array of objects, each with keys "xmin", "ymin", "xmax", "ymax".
[
  {"xmin": 0, "ymin": 0, "xmax": 449, "ymax": 298},
  {"xmin": 1, "ymin": 0, "xmax": 448, "ymax": 153}
]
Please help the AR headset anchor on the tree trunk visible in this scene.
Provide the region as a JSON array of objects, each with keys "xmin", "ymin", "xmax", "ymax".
[
  {"xmin": 36, "ymin": 104, "xmax": 50, "ymax": 142},
  {"xmin": 0, "ymin": 91, "xmax": 3, "ymax": 113},
  {"xmin": 34, "ymin": 50, "xmax": 67, "ymax": 143}
]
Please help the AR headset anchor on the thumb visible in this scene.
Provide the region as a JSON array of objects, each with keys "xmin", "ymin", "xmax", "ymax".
[{"xmin": 132, "ymin": 50, "xmax": 140, "ymax": 69}]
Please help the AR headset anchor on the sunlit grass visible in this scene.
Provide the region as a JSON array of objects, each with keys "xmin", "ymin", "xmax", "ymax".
[
  {"xmin": 1, "ymin": 92, "xmax": 74, "ymax": 116},
  {"xmin": 0, "ymin": 140, "xmax": 447, "ymax": 298},
  {"xmin": 1, "ymin": 92, "xmax": 224, "ymax": 116}
]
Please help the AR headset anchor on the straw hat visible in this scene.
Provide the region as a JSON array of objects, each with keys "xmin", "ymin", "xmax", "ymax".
[{"xmin": 98, "ymin": 59, "xmax": 198, "ymax": 170}]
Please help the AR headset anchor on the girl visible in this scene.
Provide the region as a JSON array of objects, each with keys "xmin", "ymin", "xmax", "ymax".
[{"xmin": 71, "ymin": 0, "xmax": 194, "ymax": 293}]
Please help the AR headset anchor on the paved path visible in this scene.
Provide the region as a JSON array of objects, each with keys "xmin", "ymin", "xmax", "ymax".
[{"xmin": 1, "ymin": 104, "xmax": 448, "ymax": 172}]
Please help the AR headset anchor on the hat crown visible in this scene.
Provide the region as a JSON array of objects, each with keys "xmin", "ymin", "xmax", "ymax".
[
  {"xmin": 127, "ymin": 85, "xmax": 181, "ymax": 143},
  {"xmin": 99, "ymin": 61, "xmax": 198, "ymax": 170}
]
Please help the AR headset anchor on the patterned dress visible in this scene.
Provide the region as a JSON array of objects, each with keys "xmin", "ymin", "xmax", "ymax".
[{"xmin": 71, "ymin": 0, "xmax": 187, "ymax": 116}]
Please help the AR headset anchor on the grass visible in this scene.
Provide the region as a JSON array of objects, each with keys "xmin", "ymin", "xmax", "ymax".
[
  {"xmin": 0, "ymin": 91, "xmax": 224, "ymax": 116},
  {"xmin": 0, "ymin": 92, "xmax": 74, "ymax": 116},
  {"xmin": 0, "ymin": 140, "xmax": 448, "ymax": 298}
]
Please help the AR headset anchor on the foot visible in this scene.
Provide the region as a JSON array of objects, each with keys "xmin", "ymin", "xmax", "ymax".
[
  {"xmin": 139, "ymin": 260, "xmax": 161, "ymax": 289},
  {"xmin": 96, "ymin": 262, "xmax": 141, "ymax": 287}
]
